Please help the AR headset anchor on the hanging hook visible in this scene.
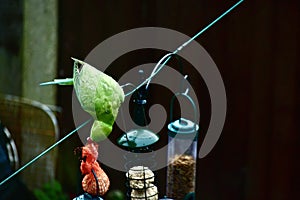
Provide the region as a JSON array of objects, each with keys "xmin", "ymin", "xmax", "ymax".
[{"xmin": 181, "ymin": 75, "xmax": 189, "ymax": 95}]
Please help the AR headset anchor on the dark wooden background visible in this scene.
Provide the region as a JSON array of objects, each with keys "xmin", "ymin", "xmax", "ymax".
[{"xmin": 56, "ymin": 0, "xmax": 300, "ymax": 199}]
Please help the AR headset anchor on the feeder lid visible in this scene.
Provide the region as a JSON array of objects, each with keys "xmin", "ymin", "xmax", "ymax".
[
  {"xmin": 117, "ymin": 128, "xmax": 159, "ymax": 149},
  {"xmin": 73, "ymin": 193, "xmax": 103, "ymax": 200},
  {"xmin": 159, "ymin": 197, "xmax": 174, "ymax": 200},
  {"xmin": 168, "ymin": 118, "xmax": 199, "ymax": 133},
  {"xmin": 184, "ymin": 192, "xmax": 195, "ymax": 200}
]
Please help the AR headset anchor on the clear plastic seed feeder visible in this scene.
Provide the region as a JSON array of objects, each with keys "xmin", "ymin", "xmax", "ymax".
[{"xmin": 166, "ymin": 91, "xmax": 199, "ymax": 200}]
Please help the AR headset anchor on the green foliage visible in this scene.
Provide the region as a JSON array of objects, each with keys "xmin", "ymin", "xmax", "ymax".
[
  {"xmin": 33, "ymin": 180, "xmax": 68, "ymax": 200},
  {"xmin": 105, "ymin": 189, "xmax": 126, "ymax": 200}
]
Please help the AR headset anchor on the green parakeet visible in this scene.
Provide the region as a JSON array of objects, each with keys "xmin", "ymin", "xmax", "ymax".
[{"xmin": 41, "ymin": 58, "xmax": 124, "ymax": 142}]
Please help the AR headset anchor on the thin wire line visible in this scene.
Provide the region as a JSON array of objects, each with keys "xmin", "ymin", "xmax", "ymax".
[
  {"xmin": 125, "ymin": 0, "xmax": 244, "ymax": 97},
  {"xmin": 175, "ymin": 0, "xmax": 244, "ymax": 53},
  {"xmin": 0, "ymin": 119, "xmax": 92, "ymax": 186}
]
